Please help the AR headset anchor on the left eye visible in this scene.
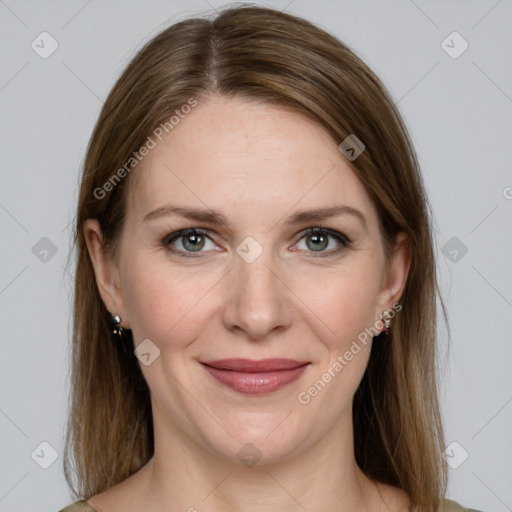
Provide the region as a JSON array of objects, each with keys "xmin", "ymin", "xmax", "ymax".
[{"xmin": 294, "ymin": 228, "xmax": 350, "ymax": 256}]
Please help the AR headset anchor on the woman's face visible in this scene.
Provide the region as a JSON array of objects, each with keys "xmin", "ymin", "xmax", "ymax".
[{"xmin": 87, "ymin": 96, "xmax": 409, "ymax": 465}]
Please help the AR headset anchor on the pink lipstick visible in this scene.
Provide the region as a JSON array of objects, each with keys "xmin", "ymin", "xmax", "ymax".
[{"xmin": 200, "ymin": 358, "xmax": 309, "ymax": 395}]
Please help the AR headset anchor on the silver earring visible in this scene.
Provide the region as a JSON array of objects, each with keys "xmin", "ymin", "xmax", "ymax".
[
  {"xmin": 381, "ymin": 308, "xmax": 395, "ymax": 335},
  {"xmin": 382, "ymin": 310, "xmax": 392, "ymax": 332},
  {"xmin": 108, "ymin": 312, "xmax": 126, "ymax": 338}
]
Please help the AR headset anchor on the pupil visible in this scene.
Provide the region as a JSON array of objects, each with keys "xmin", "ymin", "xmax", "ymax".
[{"xmin": 308, "ymin": 234, "xmax": 327, "ymax": 251}]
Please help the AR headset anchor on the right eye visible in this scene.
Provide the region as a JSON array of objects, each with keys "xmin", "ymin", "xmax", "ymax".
[{"xmin": 163, "ymin": 228, "xmax": 219, "ymax": 258}]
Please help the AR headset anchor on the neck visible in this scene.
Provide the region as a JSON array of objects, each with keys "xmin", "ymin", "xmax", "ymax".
[{"xmin": 141, "ymin": 406, "xmax": 380, "ymax": 512}]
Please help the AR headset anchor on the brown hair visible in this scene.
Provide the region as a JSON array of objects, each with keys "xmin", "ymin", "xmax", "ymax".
[{"xmin": 64, "ymin": 5, "xmax": 448, "ymax": 510}]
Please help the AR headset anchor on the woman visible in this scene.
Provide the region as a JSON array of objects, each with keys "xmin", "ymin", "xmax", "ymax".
[{"xmin": 59, "ymin": 6, "xmax": 481, "ymax": 512}]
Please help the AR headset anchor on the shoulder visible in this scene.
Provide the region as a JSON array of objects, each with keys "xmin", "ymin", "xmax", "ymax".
[
  {"xmin": 438, "ymin": 498, "xmax": 484, "ymax": 512},
  {"xmin": 58, "ymin": 500, "xmax": 97, "ymax": 512}
]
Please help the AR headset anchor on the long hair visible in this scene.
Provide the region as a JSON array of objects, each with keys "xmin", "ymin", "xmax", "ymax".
[{"xmin": 64, "ymin": 6, "xmax": 448, "ymax": 510}]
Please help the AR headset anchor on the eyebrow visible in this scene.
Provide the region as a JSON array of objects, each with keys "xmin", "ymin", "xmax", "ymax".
[{"xmin": 143, "ymin": 204, "xmax": 368, "ymax": 231}]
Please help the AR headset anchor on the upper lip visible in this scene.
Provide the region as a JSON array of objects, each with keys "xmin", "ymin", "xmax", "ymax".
[{"xmin": 201, "ymin": 358, "xmax": 309, "ymax": 372}]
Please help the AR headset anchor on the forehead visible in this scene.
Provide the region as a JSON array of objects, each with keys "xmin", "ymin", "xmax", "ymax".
[{"xmin": 127, "ymin": 96, "xmax": 378, "ymax": 227}]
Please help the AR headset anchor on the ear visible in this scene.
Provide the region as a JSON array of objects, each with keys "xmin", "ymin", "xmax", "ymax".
[
  {"xmin": 83, "ymin": 219, "xmax": 130, "ymax": 329},
  {"xmin": 375, "ymin": 231, "xmax": 411, "ymax": 312}
]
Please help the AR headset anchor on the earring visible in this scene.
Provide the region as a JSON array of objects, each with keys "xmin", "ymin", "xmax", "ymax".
[
  {"xmin": 382, "ymin": 310, "xmax": 392, "ymax": 333},
  {"xmin": 107, "ymin": 311, "xmax": 127, "ymax": 338},
  {"xmin": 380, "ymin": 307, "xmax": 396, "ymax": 335}
]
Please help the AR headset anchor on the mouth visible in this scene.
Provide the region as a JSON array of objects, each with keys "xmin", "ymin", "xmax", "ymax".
[{"xmin": 200, "ymin": 358, "xmax": 310, "ymax": 395}]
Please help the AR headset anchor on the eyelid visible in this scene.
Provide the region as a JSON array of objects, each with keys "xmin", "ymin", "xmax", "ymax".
[
  {"xmin": 162, "ymin": 227, "xmax": 213, "ymax": 245},
  {"xmin": 295, "ymin": 226, "xmax": 351, "ymax": 245}
]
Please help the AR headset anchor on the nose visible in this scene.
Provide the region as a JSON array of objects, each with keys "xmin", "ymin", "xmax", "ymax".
[{"xmin": 222, "ymin": 247, "xmax": 293, "ymax": 341}]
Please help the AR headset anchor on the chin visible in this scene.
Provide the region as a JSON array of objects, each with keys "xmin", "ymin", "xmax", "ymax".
[{"xmin": 197, "ymin": 410, "xmax": 314, "ymax": 468}]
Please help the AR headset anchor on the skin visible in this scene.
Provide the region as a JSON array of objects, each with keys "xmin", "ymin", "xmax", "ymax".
[{"xmin": 84, "ymin": 96, "xmax": 411, "ymax": 512}]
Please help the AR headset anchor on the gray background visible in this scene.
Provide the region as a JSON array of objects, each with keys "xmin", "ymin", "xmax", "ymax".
[{"xmin": 0, "ymin": 1, "xmax": 511, "ymax": 511}]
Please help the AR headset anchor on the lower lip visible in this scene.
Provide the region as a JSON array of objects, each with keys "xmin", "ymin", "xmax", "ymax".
[{"xmin": 201, "ymin": 364, "xmax": 309, "ymax": 395}]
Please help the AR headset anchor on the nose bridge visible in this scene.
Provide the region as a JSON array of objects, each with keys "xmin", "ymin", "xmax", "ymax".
[
  {"xmin": 223, "ymin": 237, "xmax": 291, "ymax": 339},
  {"xmin": 238, "ymin": 248, "xmax": 276, "ymax": 296}
]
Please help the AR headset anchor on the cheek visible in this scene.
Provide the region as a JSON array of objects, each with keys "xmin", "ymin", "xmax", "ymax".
[
  {"xmin": 302, "ymin": 263, "xmax": 383, "ymax": 350},
  {"xmin": 121, "ymin": 254, "xmax": 220, "ymax": 347},
  {"xmin": 294, "ymin": 266, "xmax": 381, "ymax": 415}
]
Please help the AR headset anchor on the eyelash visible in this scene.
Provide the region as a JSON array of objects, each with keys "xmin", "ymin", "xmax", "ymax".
[{"xmin": 162, "ymin": 227, "xmax": 352, "ymax": 259}]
